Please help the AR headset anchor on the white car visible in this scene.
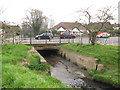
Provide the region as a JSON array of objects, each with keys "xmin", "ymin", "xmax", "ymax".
[{"xmin": 97, "ymin": 33, "xmax": 110, "ymax": 38}]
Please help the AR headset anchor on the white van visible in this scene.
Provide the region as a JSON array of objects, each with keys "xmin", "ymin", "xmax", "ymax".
[{"xmin": 97, "ymin": 33, "xmax": 110, "ymax": 38}]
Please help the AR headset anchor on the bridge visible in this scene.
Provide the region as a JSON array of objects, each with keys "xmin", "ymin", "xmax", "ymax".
[{"xmin": 25, "ymin": 43, "xmax": 66, "ymax": 50}]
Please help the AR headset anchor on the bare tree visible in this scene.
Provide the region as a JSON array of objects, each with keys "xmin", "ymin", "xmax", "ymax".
[
  {"xmin": 77, "ymin": 6, "xmax": 115, "ymax": 45},
  {"xmin": 0, "ymin": 8, "xmax": 5, "ymax": 16},
  {"xmin": 22, "ymin": 9, "xmax": 48, "ymax": 36},
  {"xmin": 49, "ymin": 15, "xmax": 55, "ymax": 28}
]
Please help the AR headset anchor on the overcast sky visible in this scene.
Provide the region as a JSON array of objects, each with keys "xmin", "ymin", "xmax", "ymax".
[{"xmin": 0, "ymin": 0, "xmax": 119, "ymax": 26}]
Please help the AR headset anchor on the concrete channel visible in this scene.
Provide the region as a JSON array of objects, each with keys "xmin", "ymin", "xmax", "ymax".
[{"xmin": 35, "ymin": 48, "xmax": 116, "ymax": 89}]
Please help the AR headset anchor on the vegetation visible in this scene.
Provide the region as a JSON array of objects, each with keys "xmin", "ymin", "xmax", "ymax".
[
  {"xmin": 1, "ymin": 22, "xmax": 21, "ymax": 44},
  {"xmin": 2, "ymin": 44, "xmax": 68, "ymax": 88},
  {"xmin": 22, "ymin": 9, "xmax": 48, "ymax": 36},
  {"xmin": 61, "ymin": 43, "xmax": 119, "ymax": 87},
  {"xmin": 77, "ymin": 6, "xmax": 115, "ymax": 45}
]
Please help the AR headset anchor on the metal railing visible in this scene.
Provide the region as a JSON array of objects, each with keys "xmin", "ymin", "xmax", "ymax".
[{"xmin": 0, "ymin": 31, "xmax": 118, "ymax": 46}]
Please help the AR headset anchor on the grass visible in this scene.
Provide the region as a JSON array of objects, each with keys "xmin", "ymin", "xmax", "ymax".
[
  {"xmin": 2, "ymin": 64, "xmax": 68, "ymax": 88},
  {"xmin": 61, "ymin": 43, "xmax": 119, "ymax": 87},
  {"xmin": 2, "ymin": 44, "xmax": 68, "ymax": 88}
]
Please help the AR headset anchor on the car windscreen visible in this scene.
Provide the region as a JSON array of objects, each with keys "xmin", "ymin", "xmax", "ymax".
[
  {"xmin": 63, "ymin": 33, "xmax": 70, "ymax": 35},
  {"xmin": 43, "ymin": 33, "xmax": 52, "ymax": 36}
]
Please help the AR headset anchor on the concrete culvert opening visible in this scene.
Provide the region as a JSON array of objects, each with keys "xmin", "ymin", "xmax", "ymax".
[
  {"xmin": 37, "ymin": 49, "xmax": 59, "ymax": 56},
  {"xmin": 37, "ymin": 49, "xmax": 60, "ymax": 67}
]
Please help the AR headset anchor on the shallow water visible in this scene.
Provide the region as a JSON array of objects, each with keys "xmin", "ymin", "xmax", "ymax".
[{"xmin": 38, "ymin": 50, "xmax": 116, "ymax": 89}]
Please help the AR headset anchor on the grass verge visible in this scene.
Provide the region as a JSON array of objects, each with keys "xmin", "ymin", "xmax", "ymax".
[{"xmin": 2, "ymin": 44, "xmax": 68, "ymax": 88}]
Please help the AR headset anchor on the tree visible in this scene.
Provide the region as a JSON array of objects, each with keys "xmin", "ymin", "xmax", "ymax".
[
  {"xmin": 49, "ymin": 15, "xmax": 55, "ymax": 28},
  {"xmin": 22, "ymin": 9, "xmax": 48, "ymax": 36},
  {"xmin": 77, "ymin": 6, "xmax": 115, "ymax": 45},
  {"xmin": 0, "ymin": 8, "xmax": 4, "ymax": 16},
  {"xmin": 2, "ymin": 21, "xmax": 21, "ymax": 44}
]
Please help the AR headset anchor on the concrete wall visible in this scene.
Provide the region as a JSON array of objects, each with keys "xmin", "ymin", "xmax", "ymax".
[
  {"xmin": 59, "ymin": 47, "xmax": 104, "ymax": 71},
  {"xmin": 28, "ymin": 45, "xmax": 104, "ymax": 71}
]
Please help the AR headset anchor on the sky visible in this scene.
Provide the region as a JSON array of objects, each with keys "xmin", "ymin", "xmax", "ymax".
[{"xmin": 0, "ymin": 0, "xmax": 119, "ymax": 27}]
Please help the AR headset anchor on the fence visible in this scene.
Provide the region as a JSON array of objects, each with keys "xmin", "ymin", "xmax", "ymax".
[{"xmin": 0, "ymin": 30, "xmax": 118, "ymax": 46}]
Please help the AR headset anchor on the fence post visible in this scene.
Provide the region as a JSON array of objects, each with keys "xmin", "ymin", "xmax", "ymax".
[
  {"xmin": 13, "ymin": 32, "xmax": 14, "ymax": 44},
  {"xmin": 30, "ymin": 31, "xmax": 32, "ymax": 44},
  {"xmin": 73, "ymin": 38, "xmax": 74, "ymax": 43},
  {"xmin": 45, "ymin": 31, "xmax": 47, "ymax": 44},
  {"xmin": 80, "ymin": 34, "xmax": 83, "ymax": 45},
  {"xmin": 59, "ymin": 34, "xmax": 61, "ymax": 44}
]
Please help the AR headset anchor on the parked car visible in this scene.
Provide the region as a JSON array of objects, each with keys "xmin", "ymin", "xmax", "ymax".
[
  {"xmin": 97, "ymin": 33, "xmax": 110, "ymax": 38},
  {"xmin": 60, "ymin": 32, "xmax": 76, "ymax": 39},
  {"xmin": 35, "ymin": 33, "xmax": 53, "ymax": 40}
]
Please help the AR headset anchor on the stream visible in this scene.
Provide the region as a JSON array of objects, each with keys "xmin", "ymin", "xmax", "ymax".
[{"xmin": 38, "ymin": 49, "xmax": 116, "ymax": 90}]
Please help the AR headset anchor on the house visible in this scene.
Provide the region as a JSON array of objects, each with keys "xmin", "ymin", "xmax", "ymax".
[
  {"xmin": 112, "ymin": 23, "xmax": 120, "ymax": 30},
  {"xmin": 50, "ymin": 22, "xmax": 86, "ymax": 35}
]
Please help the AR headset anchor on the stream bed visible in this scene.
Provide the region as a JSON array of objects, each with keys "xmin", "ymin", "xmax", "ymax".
[{"xmin": 38, "ymin": 50, "xmax": 116, "ymax": 90}]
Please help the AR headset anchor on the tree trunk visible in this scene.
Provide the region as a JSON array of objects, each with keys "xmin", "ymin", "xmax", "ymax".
[
  {"xmin": 89, "ymin": 32, "xmax": 97, "ymax": 46},
  {"xmin": 91, "ymin": 40, "xmax": 95, "ymax": 45}
]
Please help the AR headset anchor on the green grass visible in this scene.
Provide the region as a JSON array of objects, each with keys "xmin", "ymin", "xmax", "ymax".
[
  {"xmin": 61, "ymin": 43, "xmax": 119, "ymax": 87},
  {"xmin": 2, "ymin": 44, "xmax": 68, "ymax": 88},
  {"xmin": 2, "ymin": 64, "xmax": 68, "ymax": 88},
  {"xmin": 2, "ymin": 44, "xmax": 32, "ymax": 64}
]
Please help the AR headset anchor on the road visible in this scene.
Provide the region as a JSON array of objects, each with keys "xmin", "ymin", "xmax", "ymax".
[{"xmin": 21, "ymin": 37, "xmax": 119, "ymax": 46}]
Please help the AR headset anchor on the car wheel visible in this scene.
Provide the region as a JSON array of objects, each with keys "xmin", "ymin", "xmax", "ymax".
[
  {"xmin": 49, "ymin": 36, "xmax": 52, "ymax": 40},
  {"xmin": 73, "ymin": 36, "xmax": 75, "ymax": 38},
  {"xmin": 38, "ymin": 37, "xmax": 41, "ymax": 40},
  {"xmin": 60, "ymin": 37, "xmax": 63, "ymax": 39}
]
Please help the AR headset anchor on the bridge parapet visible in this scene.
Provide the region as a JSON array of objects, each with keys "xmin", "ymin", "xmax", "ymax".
[{"xmin": 25, "ymin": 43, "xmax": 65, "ymax": 50}]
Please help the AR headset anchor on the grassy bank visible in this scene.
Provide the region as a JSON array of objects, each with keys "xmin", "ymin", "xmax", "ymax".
[
  {"xmin": 2, "ymin": 44, "xmax": 68, "ymax": 88},
  {"xmin": 61, "ymin": 43, "xmax": 119, "ymax": 87}
]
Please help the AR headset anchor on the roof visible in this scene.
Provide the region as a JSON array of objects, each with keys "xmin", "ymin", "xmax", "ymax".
[{"xmin": 50, "ymin": 22, "xmax": 86, "ymax": 31}]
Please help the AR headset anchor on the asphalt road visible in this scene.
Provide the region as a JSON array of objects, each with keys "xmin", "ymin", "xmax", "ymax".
[{"xmin": 20, "ymin": 37, "xmax": 119, "ymax": 46}]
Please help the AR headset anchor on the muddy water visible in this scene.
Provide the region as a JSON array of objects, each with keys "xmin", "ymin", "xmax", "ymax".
[{"xmin": 38, "ymin": 50, "xmax": 115, "ymax": 89}]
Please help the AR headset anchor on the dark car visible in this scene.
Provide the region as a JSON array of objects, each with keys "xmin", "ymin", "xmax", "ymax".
[
  {"xmin": 35, "ymin": 33, "xmax": 53, "ymax": 40},
  {"xmin": 60, "ymin": 32, "xmax": 75, "ymax": 39}
]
